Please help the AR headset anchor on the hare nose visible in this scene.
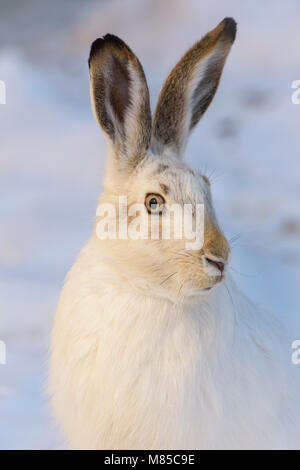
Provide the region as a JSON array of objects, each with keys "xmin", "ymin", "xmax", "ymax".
[{"xmin": 205, "ymin": 257, "xmax": 225, "ymax": 274}]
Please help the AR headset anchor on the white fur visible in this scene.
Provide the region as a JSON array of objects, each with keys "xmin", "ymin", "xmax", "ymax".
[
  {"xmin": 50, "ymin": 26, "xmax": 300, "ymax": 450},
  {"xmin": 50, "ymin": 232, "xmax": 300, "ymax": 450}
]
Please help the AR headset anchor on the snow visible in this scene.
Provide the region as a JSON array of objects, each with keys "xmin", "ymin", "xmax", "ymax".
[{"xmin": 0, "ymin": 0, "xmax": 299, "ymax": 449}]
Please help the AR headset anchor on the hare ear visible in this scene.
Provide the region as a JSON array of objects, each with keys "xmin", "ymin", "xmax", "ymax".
[
  {"xmin": 89, "ymin": 35, "xmax": 152, "ymax": 169},
  {"xmin": 152, "ymin": 18, "xmax": 237, "ymax": 157}
]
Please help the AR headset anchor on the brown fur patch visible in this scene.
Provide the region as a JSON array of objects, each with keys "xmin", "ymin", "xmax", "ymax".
[
  {"xmin": 159, "ymin": 183, "xmax": 170, "ymax": 195},
  {"xmin": 152, "ymin": 18, "xmax": 237, "ymax": 155},
  {"xmin": 202, "ymin": 175, "xmax": 210, "ymax": 185}
]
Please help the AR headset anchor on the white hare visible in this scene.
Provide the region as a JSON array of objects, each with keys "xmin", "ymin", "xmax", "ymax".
[{"xmin": 50, "ymin": 18, "xmax": 300, "ymax": 449}]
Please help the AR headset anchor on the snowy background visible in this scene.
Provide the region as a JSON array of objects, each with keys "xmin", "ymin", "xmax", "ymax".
[{"xmin": 0, "ymin": 0, "xmax": 300, "ymax": 449}]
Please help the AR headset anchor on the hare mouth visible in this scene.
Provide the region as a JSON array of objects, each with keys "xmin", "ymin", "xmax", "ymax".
[
  {"xmin": 202, "ymin": 274, "xmax": 225, "ymax": 290},
  {"xmin": 190, "ymin": 275, "xmax": 224, "ymax": 295},
  {"xmin": 213, "ymin": 274, "xmax": 225, "ymax": 285}
]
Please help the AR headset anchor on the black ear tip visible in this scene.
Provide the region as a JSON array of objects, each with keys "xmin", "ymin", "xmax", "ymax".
[
  {"xmin": 221, "ymin": 17, "xmax": 237, "ymax": 42},
  {"xmin": 103, "ymin": 34, "xmax": 125, "ymax": 46},
  {"xmin": 88, "ymin": 34, "xmax": 128, "ymax": 67},
  {"xmin": 89, "ymin": 37, "xmax": 105, "ymax": 66}
]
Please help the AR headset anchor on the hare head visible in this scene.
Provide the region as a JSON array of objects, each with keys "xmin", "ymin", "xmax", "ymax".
[{"xmin": 89, "ymin": 18, "xmax": 236, "ymax": 300}]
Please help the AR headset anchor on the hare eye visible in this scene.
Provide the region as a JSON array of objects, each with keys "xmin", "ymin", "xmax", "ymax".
[{"xmin": 145, "ymin": 194, "xmax": 165, "ymax": 214}]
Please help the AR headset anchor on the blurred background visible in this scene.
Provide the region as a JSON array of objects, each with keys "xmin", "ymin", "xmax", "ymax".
[{"xmin": 0, "ymin": 0, "xmax": 300, "ymax": 449}]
